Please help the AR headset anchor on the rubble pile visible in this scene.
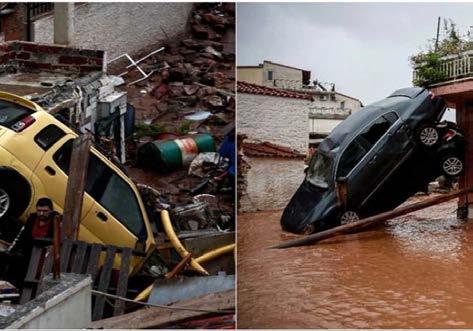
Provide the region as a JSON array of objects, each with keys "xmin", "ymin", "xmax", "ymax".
[
  {"xmin": 105, "ymin": 3, "xmax": 236, "ymax": 320},
  {"xmin": 108, "ymin": 3, "xmax": 235, "ymax": 214}
]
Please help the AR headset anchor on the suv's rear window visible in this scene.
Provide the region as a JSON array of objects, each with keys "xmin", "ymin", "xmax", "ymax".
[
  {"xmin": 34, "ymin": 124, "xmax": 66, "ymax": 150},
  {"xmin": 0, "ymin": 100, "xmax": 34, "ymax": 128}
]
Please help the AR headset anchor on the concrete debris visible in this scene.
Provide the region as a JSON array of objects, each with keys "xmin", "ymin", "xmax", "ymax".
[{"xmin": 189, "ymin": 152, "xmax": 220, "ymax": 177}]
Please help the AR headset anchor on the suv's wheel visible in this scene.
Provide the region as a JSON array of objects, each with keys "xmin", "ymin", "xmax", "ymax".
[
  {"xmin": 418, "ymin": 125, "xmax": 440, "ymax": 147},
  {"xmin": 340, "ymin": 210, "xmax": 360, "ymax": 225},
  {"xmin": 0, "ymin": 187, "xmax": 11, "ymax": 220},
  {"xmin": 0, "ymin": 177, "xmax": 31, "ymax": 222},
  {"xmin": 441, "ymin": 155, "xmax": 464, "ymax": 177}
]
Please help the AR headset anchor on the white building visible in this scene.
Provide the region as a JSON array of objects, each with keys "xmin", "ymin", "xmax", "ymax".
[{"xmin": 237, "ymin": 81, "xmax": 311, "ymax": 211}]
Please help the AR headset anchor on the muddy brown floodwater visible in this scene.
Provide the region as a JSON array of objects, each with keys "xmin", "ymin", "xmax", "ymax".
[{"xmin": 237, "ymin": 196, "xmax": 473, "ymax": 328}]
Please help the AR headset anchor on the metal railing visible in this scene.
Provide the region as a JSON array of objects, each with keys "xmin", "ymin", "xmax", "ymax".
[
  {"xmin": 27, "ymin": 3, "xmax": 54, "ymax": 18},
  {"xmin": 413, "ymin": 50, "xmax": 473, "ymax": 84}
]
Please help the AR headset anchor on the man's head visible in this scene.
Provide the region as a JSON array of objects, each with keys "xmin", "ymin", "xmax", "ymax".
[{"xmin": 36, "ymin": 197, "xmax": 53, "ymax": 218}]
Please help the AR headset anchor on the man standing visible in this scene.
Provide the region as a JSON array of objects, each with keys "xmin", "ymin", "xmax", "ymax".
[{"xmin": 2, "ymin": 198, "xmax": 61, "ymax": 288}]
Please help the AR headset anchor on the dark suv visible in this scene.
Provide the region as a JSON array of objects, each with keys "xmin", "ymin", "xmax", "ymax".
[{"xmin": 281, "ymin": 87, "xmax": 465, "ymax": 234}]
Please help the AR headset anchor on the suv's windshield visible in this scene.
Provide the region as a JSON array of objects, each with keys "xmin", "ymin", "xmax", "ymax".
[
  {"xmin": 306, "ymin": 151, "xmax": 333, "ymax": 189},
  {"xmin": 0, "ymin": 100, "xmax": 34, "ymax": 128}
]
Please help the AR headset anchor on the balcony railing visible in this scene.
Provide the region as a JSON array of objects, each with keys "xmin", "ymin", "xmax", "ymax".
[{"xmin": 413, "ymin": 50, "xmax": 473, "ymax": 85}]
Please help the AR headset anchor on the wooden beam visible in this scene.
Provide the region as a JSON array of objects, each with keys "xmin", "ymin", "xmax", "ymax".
[
  {"xmin": 270, "ymin": 187, "xmax": 473, "ymax": 249},
  {"xmin": 165, "ymin": 253, "xmax": 192, "ymax": 279},
  {"xmin": 62, "ymin": 134, "xmax": 91, "ymax": 240},
  {"xmin": 91, "ymin": 290, "xmax": 235, "ymax": 329}
]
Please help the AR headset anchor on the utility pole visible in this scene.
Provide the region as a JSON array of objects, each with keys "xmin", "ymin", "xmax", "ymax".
[{"xmin": 435, "ymin": 16, "xmax": 441, "ymax": 52}]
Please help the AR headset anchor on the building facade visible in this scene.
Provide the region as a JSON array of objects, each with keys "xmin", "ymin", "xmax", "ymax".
[
  {"xmin": 237, "ymin": 81, "xmax": 312, "ymax": 212},
  {"xmin": 239, "ymin": 142, "xmax": 306, "ymax": 212},
  {"xmin": 237, "ymin": 60, "xmax": 311, "ymax": 89},
  {"xmin": 0, "ymin": 3, "xmax": 193, "ymax": 59},
  {"xmin": 237, "ymin": 81, "xmax": 312, "ymax": 153}
]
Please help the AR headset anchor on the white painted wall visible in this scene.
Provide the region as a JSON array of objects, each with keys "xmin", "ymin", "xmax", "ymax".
[
  {"xmin": 33, "ymin": 3, "xmax": 193, "ymax": 59},
  {"xmin": 7, "ymin": 277, "xmax": 92, "ymax": 329},
  {"xmin": 309, "ymin": 118, "xmax": 342, "ymax": 135},
  {"xmin": 239, "ymin": 157, "xmax": 305, "ymax": 212},
  {"xmin": 237, "ymin": 93, "xmax": 310, "ymax": 153},
  {"xmin": 310, "ymin": 92, "xmax": 362, "ymax": 115}
]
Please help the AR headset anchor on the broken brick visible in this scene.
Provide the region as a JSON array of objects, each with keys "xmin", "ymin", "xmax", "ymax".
[
  {"xmin": 168, "ymin": 67, "xmax": 187, "ymax": 82},
  {"xmin": 183, "ymin": 84, "xmax": 199, "ymax": 96},
  {"xmin": 151, "ymin": 84, "xmax": 169, "ymax": 100}
]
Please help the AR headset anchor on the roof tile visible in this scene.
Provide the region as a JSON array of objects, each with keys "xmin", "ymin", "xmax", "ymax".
[
  {"xmin": 242, "ymin": 141, "xmax": 306, "ymax": 159},
  {"xmin": 237, "ymin": 81, "xmax": 313, "ymax": 100}
]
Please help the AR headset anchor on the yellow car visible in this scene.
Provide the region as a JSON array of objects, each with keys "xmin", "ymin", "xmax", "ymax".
[{"xmin": 0, "ymin": 91, "xmax": 155, "ymax": 274}]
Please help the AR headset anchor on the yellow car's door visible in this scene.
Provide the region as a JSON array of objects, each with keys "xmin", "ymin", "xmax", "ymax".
[
  {"xmin": 34, "ymin": 134, "xmax": 94, "ymax": 219},
  {"xmin": 83, "ymin": 151, "xmax": 148, "ymax": 249},
  {"xmin": 34, "ymin": 136, "xmax": 96, "ymax": 239}
]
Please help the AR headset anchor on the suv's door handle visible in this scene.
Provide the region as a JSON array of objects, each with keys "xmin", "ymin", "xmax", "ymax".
[
  {"xmin": 45, "ymin": 166, "xmax": 56, "ymax": 176},
  {"xmin": 369, "ymin": 155, "xmax": 378, "ymax": 164},
  {"xmin": 97, "ymin": 212, "xmax": 108, "ymax": 222}
]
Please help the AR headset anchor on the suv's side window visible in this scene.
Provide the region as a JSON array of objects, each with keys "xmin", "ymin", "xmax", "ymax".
[
  {"xmin": 337, "ymin": 112, "xmax": 398, "ymax": 177},
  {"xmin": 34, "ymin": 124, "xmax": 66, "ymax": 150},
  {"xmin": 337, "ymin": 138, "xmax": 369, "ymax": 178},
  {"xmin": 53, "ymin": 139, "xmax": 145, "ymax": 237}
]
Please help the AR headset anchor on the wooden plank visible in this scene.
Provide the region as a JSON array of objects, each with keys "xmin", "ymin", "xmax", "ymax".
[
  {"xmin": 86, "ymin": 244, "xmax": 102, "ymax": 281},
  {"xmin": 71, "ymin": 241, "xmax": 87, "ymax": 274},
  {"xmin": 93, "ymin": 246, "xmax": 116, "ymax": 321},
  {"xmin": 113, "ymin": 247, "xmax": 132, "ymax": 316},
  {"xmin": 91, "ymin": 290, "xmax": 235, "ymax": 329},
  {"xmin": 52, "ymin": 214, "xmax": 61, "ymax": 279},
  {"xmin": 271, "ymin": 187, "xmax": 473, "ymax": 249},
  {"xmin": 36, "ymin": 247, "xmax": 54, "ymax": 295},
  {"xmin": 20, "ymin": 246, "xmax": 43, "ymax": 303},
  {"xmin": 165, "ymin": 253, "xmax": 192, "ymax": 280},
  {"xmin": 60, "ymin": 240, "xmax": 73, "ymax": 272},
  {"xmin": 62, "ymin": 134, "xmax": 91, "ymax": 240}
]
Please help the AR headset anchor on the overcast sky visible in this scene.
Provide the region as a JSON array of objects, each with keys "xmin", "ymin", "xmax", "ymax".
[{"xmin": 237, "ymin": 2, "xmax": 473, "ymax": 107}]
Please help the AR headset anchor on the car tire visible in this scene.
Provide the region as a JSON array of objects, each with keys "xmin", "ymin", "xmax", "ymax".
[
  {"xmin": 0, "ymin": 179, "xmax": 30, "ymax": 222},
  {"xmin": 340, "ymin": 210, "xmax": 360, "ymax": 225},
  {"xmin": 417, "ymin": 125, "xmax": 439, "ymax": 147},
  {"xmin": 0, "ymin": 186, "xmax": 11, "ymax": 221},
  {"xmin": 441, "ymin": 155, "xmax": 464, "ymax": 177}
]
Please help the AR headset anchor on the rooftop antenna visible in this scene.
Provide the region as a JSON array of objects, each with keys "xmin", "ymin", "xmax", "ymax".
[{"xmin": 435, "ymin": 16, "xmax": 441, "ymax": 52}]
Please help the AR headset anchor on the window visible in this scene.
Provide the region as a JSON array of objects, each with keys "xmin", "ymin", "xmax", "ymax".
[
  {"xmin": 100, "ymin": 173, "xmax": 145, "ymax": 236},
  {"xmin": 337, "ymin": 138, "xmax": 369, "ymax": 178},
  {"xmin": 53, "ymin": 139, "xmax": 73, "ymax": 174},
  {"xmin": 34, "ymin": 124, "xmax": 66, "ymax": 150},
  {"xmin": 337, "ymin": 113, "xmax": 397, "ymax": 177},
  {"xmin": 0, "ymin": 100, "xmax": 34, "ymax": 128},
  {"xmin": 267, "ymin": 70, "xmax": 273, "ymax": 80},
  {"xmin": 359, "ymin": 116, "xmax": 391, "ymax": 146},
  {"xmin": 340, "ymin": 101, "xmax": 345, "ymax": 110},
  {"xmin": 383, "ymin": 112, "xmax": 399, "ymax": 124},
  {"xmin": 319, "ymin": 95, "xmax": 327, "ymax": 101},
  {"xmin": 306, "ymin": 152, "xmax": 333, "ymax": 189},
  {"xmin": 53, "ymin": 139, "xmax": 145, "ymax": 237}
]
